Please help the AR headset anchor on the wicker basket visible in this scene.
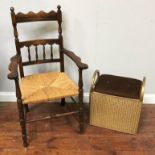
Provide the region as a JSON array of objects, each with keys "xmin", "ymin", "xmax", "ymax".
[{"xmin": 89, "ymin": 70, "xmax": 146, "ymax": 134}]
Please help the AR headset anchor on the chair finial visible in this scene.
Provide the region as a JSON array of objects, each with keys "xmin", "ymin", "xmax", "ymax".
[
  {"xmin": 57, "ymin": 5, "xmax": 61, "ymax": 11},
  {"xmin": 10, "ymin": 7, "xmax": 14, "ymax": 13}
]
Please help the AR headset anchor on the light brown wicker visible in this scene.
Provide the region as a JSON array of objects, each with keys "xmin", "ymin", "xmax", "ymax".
[
  {"xmin": 20, "ymin": 72, "xmax": 78, "ymax": 104},
  {"xmin": 89, "ymin": 70, "xmax": 146, "ymax": 134}
]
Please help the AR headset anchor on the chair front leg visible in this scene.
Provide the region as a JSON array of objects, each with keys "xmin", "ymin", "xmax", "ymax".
[
  {"xmin": 15, "ymin": 79, "xmax": 28, "ymax": 147},
  {"xmin": 78, "ymin": 69, "xmax": 84, "ymax": 133},
  {"xmin": 17, "ymin": 99, "xmax": 28, "ymax": 147}
]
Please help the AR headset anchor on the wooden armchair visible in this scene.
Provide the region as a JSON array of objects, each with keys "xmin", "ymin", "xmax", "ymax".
[{"xmin": 8, "ymin": 5, "xmax": 88, "ymax": 147}]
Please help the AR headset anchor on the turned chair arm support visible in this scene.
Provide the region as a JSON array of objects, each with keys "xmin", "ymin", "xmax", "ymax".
[
  {"xmin": 63, "ymin": 48, "xmax": 88, "ymax": 110},
  {"xmin": 8, "ymin": 54, "xmax": 20, "ymax": 80},
  {"xmin": 63, "ymin": 48, "xmax": 88, "ymax": 70}
]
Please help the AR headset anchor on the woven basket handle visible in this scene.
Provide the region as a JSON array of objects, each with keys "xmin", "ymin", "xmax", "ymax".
[
  {"xmin": 140, "ymin": 77, "xmax": 146, "ymax": 102},
  {"xmin": 90, "ymin": 70, "xmax": 100, "ymax": 92}
]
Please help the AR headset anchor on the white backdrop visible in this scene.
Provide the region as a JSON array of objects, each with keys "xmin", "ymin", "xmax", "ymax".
[{"xmin": 0, "ymin": 0, "xmax": 155, "ymax": 101}]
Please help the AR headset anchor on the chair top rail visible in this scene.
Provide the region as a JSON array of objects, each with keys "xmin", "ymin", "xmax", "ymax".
[{"xmin": 10, "ymin": 5, "xmax": 62, "ymax": 23}]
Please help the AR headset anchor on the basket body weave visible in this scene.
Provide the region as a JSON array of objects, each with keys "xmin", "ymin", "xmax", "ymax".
[
  {"xmin": 90, "ymin": 92, "xmax": 142, "ymax": 134},
  {"xmin": 89, "ymin": 71, "xmax": 145, "ymax": 134}
]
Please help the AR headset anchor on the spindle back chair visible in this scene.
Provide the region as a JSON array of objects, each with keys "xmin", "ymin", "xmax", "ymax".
[{"xmin": 8, "ymin": 5, "xmax": 88, "ymax": 147}]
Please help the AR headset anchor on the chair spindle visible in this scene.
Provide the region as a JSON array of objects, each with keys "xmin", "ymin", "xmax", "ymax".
[
  {"xmin": 28, "ymin": 46, "xmax": 31, "ymax": 62},
  {"xmin": 35, "ymin": 46, "xmax": 38, "ymax": 61},
  {"xmin": 43, "ymin": 45, "xmax": 46, "ymax": 60},
  {"xmin": 50, "ymin": 45, "xmax": 53, "ymax": 59}
]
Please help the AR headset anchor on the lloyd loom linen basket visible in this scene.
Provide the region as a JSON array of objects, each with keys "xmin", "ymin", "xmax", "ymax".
[{"xmin": 89, "ymin": 70, "xmax": 146, "ymax": 134}]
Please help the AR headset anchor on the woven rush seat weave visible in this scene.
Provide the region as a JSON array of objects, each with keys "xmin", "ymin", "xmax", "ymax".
[
  {"xmin": 20, "ymin": 72, "xmax": 78, "ymax": 104},
  {"xmin": 90, "ymin": 71, "xmax": 145, "ymax": 134}
]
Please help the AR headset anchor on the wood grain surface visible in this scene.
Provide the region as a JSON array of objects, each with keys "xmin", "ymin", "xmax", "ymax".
[{"xmin": 0, "ymin": 103, "xmax": 155, "ymax": 155}]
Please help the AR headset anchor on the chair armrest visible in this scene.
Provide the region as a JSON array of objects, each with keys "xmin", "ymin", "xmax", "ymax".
[
  {"xmin": 63, "ymin": 48, "xmax": 88, "ymax": 70},
  {"xmin": 8, "ymin": 55, "xmax": 20, "ymax": 80}
]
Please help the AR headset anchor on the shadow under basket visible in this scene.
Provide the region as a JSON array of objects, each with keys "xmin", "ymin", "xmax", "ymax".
[{"xmin": 89, "ymin": 71, "xmax": 146, "ymax": 134}]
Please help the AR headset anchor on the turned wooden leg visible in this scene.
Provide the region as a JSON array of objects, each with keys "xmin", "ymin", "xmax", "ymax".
[
  {"xmin": 24, "ymin": 104, "xmax": 29, "ymax": 112},
  {"xmin": 79, "ymin": 102, "xmax": 84, "ymax": 133},
  {"xmin": 15, "ymin": 79, "xmax": 28, "ymax": 147},
  {"xmin": 17, "ymin": 99, "xmax": 28, "ymax": 147},
  {"xmin": 61, "ymin": 98, "xmax": 65, "ymax": 106},
  {"xmin": 79, "ymin": 93, "xmax": 84, "ymax": 133},
  {"xmin": 78, "ymin": 69, "xmax": 84, "ymax": 133}
]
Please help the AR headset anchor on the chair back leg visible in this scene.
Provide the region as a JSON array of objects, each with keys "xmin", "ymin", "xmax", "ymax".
[
  {"xmin": 24, "ymin": 104, "xmax": 29, "ymax": 112},
  {"xmin": 61, "ymin": 98, "xmax": 66, "ymax": 106}
]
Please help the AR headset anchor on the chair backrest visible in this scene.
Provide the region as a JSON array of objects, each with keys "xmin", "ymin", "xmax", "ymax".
[{"xmin": 10, "ymin": 5, "xmax": 64, "ymax": 78}]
